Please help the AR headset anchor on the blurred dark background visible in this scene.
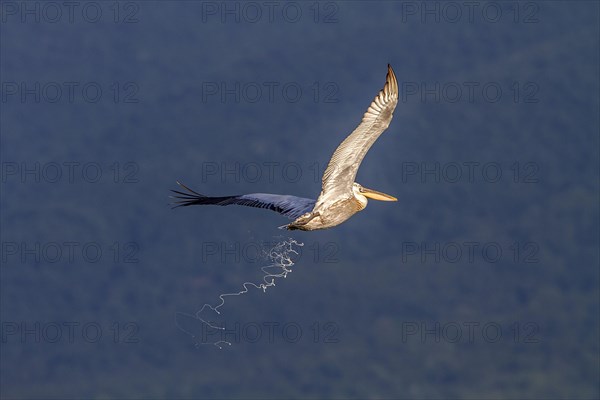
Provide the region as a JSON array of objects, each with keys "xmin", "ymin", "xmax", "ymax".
[{"xmin": 1, "ymin": 1, "xmax": 598, "ymax": 398}]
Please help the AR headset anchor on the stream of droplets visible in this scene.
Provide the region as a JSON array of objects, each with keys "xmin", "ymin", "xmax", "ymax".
[{"xmin": 175, "ymin": 238, "xmax": 303, "ymax": 349}]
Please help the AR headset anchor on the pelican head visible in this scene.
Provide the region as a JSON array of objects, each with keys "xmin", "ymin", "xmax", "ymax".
[{"xmin": 352, "ymin": 183, "xmax": 398, "ymax": 208}]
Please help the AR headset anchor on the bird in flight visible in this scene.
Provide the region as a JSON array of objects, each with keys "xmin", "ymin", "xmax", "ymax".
[{"xmin": 171, "ymin": 64, "xmax": 399, "ymax": 231}]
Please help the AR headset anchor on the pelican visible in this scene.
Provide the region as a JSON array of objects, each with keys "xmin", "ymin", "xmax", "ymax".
[{"xmin": 171, "ymin": 64, "xmax": 399, "ymax": 231}]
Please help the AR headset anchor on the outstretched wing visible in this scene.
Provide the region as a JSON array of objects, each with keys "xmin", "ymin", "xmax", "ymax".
[
  {"xmin": 319, "ymin": 64, "xmax": 399, "ymax": 202},
  {"xmin": 170, "ymin": 181, "xmax": 316, "ymax": 220}
]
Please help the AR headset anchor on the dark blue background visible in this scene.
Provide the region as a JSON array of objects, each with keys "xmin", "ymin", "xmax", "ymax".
[{"xmin": 1, "ymin": 1, "xmax": 598, "ymax": 398}]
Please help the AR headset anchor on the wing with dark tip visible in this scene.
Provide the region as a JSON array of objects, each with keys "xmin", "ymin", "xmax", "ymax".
[
  {"xmin": 318, "ymin": 64, "xmax": 399, "ymax": 203},
  {"xmin": 170, "ymin": 181, "xmax": 316, "ymax": 220}
]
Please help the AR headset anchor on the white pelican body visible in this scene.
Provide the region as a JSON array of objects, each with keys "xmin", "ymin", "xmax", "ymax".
[
  {"xmin": 172, "ymin": 65, "xmax": 400, "ymax": 231},
  {"xmin": 288, "ymin": 183, "xmax": 395, "ymax": 230}
]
